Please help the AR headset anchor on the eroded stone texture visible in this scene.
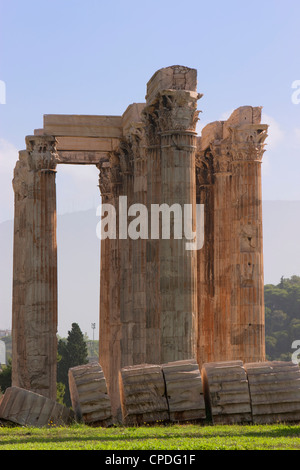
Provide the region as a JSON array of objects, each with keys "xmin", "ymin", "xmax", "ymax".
[
  {"xmin": 0, "ymin": 387, "xmax": 74, "ymax": 427},
  {"xmin": 119, "ymin": 364, "xmax": 169, "ymax": 425},
  {"xmin": 245, "ymin": 361, "xmax": 300, "ymax": 424},
  {"xmin": 68, "ymin": 362, "xmax": 113, "ymax": 426},
  {"xmin": 162, "ymin": 359, "xmax": 206, "ymax": 422},
  {"xmin": 201, "ymin": 361, "xmax": 252, "ymax": 424}
]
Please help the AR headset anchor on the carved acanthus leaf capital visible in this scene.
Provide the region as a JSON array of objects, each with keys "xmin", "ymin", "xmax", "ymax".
[
  {"xmin": 12, "ymin": 151, "xmax": 30, "ymax": 198},
  {"xmin": 25, "ymin": 135, "xmax": 59, "ymax": 171},
  {"xmin": 229, "ymin": 124, "xmax": 268, "ymax": 162},
  {"xmin": 97, "ymin": 151, "xmax": 122, "ymax": 200},
  {"xmin": 157, "ymin": 90, "xmax": 202, "ymax": 133},
  {"xmin": 210, "ymin": 139, "xmax": 232, "ymax": 173}
]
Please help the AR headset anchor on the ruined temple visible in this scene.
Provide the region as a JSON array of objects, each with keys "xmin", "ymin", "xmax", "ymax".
[{"xmin": 11, "ymin": 66, "xmax": 268, "ymax": 416}]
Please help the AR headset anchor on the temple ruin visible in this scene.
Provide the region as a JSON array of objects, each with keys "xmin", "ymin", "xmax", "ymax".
[{"xmin": 11, "ymin": 66, "xmax": 268, "ymax": 417}]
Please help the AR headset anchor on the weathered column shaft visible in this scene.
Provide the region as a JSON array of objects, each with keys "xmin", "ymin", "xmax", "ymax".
[
  {"xmin": 144, "ymin": 110, "xmax": 162, "ymax": 364},
  {"xmin": 144, "ymin": 66, "xmax": 201, "ymax": 364},
  {"xmin": 12, "ymin": 136, "xmax": 58, "ymax": 400},
  {"xmin": 196, "ymin": 107, "xmax": 267, "ymax": 365},
  {"xmin": 196, "ymin": 151, "xmax": 215, "ymax": 365},
  {"xmin": 230, "ymin": 126, "xmax": 266, "ymax": 362},
  {"xmin": 98, "ymin": 156, "xmax": 122, "ymax": 418},
  {"xmin": 159, "ymin": 130, "xmax": 198, "ymax": 362}
]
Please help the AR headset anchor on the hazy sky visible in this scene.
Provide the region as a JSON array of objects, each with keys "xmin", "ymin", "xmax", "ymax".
[{"xmin": 0, "ymin": 0, "xmax": 300, "ymax": 223}]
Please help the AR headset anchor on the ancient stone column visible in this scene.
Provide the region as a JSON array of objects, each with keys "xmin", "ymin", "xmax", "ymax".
[
  {"xmin": 121, "ymin": 104, "xmax": 147, "ymax": 366},
  {"xmin": 143, "ymin": 103, "xmax": 162, "ymax": 364},
  {"xmin": 228, "ymin": 107, "xmax": 268, "ymax": 363},
  {"xmin": 196, "ymin": 108, "xmax": 267, "ymax": 365},
  {"xmin": 144, "ymin": 66, "xmax": 201, "ymax": 364},
  {"xmin": 98, "ymin": 154, "xmax": 122, "ymax": 417},
  {"xmin": 12, "ymin": 135, "xmax": 58, "ymax": 400}
]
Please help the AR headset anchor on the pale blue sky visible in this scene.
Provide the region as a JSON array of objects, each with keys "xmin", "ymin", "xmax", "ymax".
[{"xmin": 0, "ymin": 0, "xmax": 300, "ymax": 222}]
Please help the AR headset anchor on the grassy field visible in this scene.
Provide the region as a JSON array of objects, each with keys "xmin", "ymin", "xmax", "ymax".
[{"xmin": 0, "ymin": 423, "xmax": 300, "ymax": 450}]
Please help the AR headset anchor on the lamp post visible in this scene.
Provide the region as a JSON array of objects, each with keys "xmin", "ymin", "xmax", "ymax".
[{"xmin": 91, "ymin": 323, "xmax": 96, "ymax": 342}]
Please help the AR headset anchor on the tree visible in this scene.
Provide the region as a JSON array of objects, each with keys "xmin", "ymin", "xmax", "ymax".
[
  {"xmin": 265, "ymin": 276, "xmax": 300, "ymax": 361},
  {"xmin": 57, "ymin": 323, "xmax": 88, "ymax": 407}
]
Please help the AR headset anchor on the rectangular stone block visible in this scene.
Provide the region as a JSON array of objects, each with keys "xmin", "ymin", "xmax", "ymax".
[
  {"xmin": 0, "ymin": 387, "xmax": 74, "ymax": 427},
  {"xmin": 202, "ymin": 361, "xmax": 252, "ymax": 424},
  {"xmin": 245, "ymin": 361, "xmax": 300, "ymax": 424},
  {"xmin": 68, "ymin": 362, "xmax": 113, "ymax": 427},
  {"xmin": 162, "ymin": 359, "xmax": 206, "ymax": 422},
  {"xmin": 119, "ymin": 364, "xmax": 169, "ymax": 426},
  {"xmin": 146, "ymin": 66, "xmax": 197, "ymax": 105}
]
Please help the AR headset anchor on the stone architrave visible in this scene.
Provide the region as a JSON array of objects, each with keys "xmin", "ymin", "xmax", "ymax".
[
  {"xmin": 0, "ymin": 387, "xmax": 74, "ymax": 427},
  {"xmin": 68, "ymin": 362, "xmax": 113, "ymax": 427}
]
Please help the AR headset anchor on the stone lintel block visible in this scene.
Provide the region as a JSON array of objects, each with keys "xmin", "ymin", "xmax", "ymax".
[
  {"xmin": 119, "ymin": 364, "xmax": 169, "ymax": 426},
  {"xmin": 146, "ymin": 65, "xmax": 197, "ymax": 105},
  {"xmin": 68, "ymin": 362, "xmax": 113, "ymax": 427},
  {"xmin": 0, "ymin": 387, "xmax": 74, "ymax": 427},
  {"xmin": 122, "ymin": 103, "xmax": 146, "ymax": 137},
  {"xmin": 200, "ymin": 121, "xmax": 224, "ymax": 151},
  {"xmin": 162, "ymin": 359, "xmax": 206, "ymax": 422}
]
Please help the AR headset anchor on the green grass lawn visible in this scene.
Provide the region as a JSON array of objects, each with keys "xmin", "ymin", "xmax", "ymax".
[{"xmin": 0, "ymin": 423, "xmax": 300, "ymax": 450}]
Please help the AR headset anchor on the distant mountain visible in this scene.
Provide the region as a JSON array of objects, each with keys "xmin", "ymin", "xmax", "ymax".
[{"xmin": 0, "ymin": 201, "xmax": 299, "ymax": 337}]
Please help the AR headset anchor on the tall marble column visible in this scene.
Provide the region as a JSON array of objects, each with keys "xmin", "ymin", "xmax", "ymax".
[
  {"xmin": 143, "ymin": 66, "xmax": 201, "ymax": 364},
  {"xmin": 229, "ymin": 112, "xmax": 268, "ymax": 363},
  {"xmin": 12, "ymin": 135, "xmax": 58, "ymax": 400},
  {"xmin": 98, "ymin": 153, "xmax": 122, "ymax": 417},
  {"xmin": 158, "ymin": 89, "xmax": 200, "ymax": 362}
]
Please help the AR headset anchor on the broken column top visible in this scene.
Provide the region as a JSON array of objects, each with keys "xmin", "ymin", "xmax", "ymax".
[
  {"xmin": 146, "ymin": 65, "xmax": 197, "ymax": 105},
  {"xmin": 200, "ymin": 106, "xmax": 265, "ymax": 151}
]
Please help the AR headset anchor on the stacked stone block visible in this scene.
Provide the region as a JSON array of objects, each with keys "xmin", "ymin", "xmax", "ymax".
[
  {"xmin": 68, "ymin": 362, "xmax": 113, "ymax": 427},
  {"xmin": 201, "ymin": 361, "xmax": 252, "ymax": 424},
  {"xmin": 245, "ymin": 361, "xmax": 300, "ymax": 424}
]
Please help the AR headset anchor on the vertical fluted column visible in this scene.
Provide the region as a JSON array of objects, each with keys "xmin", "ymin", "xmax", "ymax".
[
  {"xmin": 129, "ymin": 125, "xmax": 147, "ymax": 365},
  {"xmin": 143, "ymin": 106, "xmax": 162, "ymax": 364},
  {"xmin": 210, "ymin": 141, "xmax": 232, "ymax": 362},
  {"xmin": 98, "ymin": 154, "xmax": 122, "ymax": 418},
  {"xmin": 12, "ymin": 135, "xmax": 58, "ymax": 400},
  {"xmin": 156, "ymin": 89, "xmax": 200, "ymax": 362},
  {"xmin": 230, "ymin": 121, "xmax": 268, "ymax": 362},
  {"xmin": 196, "ymin": 149, "xmax": 215, "ymax": 365}
]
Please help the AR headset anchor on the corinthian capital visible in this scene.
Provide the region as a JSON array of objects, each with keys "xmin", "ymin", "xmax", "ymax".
[
  {"xmin": 97, "ymin": 151, "xmax": 122, "ymax": 200},
  {"xmin": 229, "ymin": 124, "xmax": 268, "ymax": 162},
  {"xmin": 210, "ymin": 139, "xmax": 232, "ymax": 173},
  {"xmin": 157, "ymin": 90, "xmax": 202, "ymax": 133},
  {"xmin": 25, "ymin": 135, "xmax": 59, "ymax": 171}
]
